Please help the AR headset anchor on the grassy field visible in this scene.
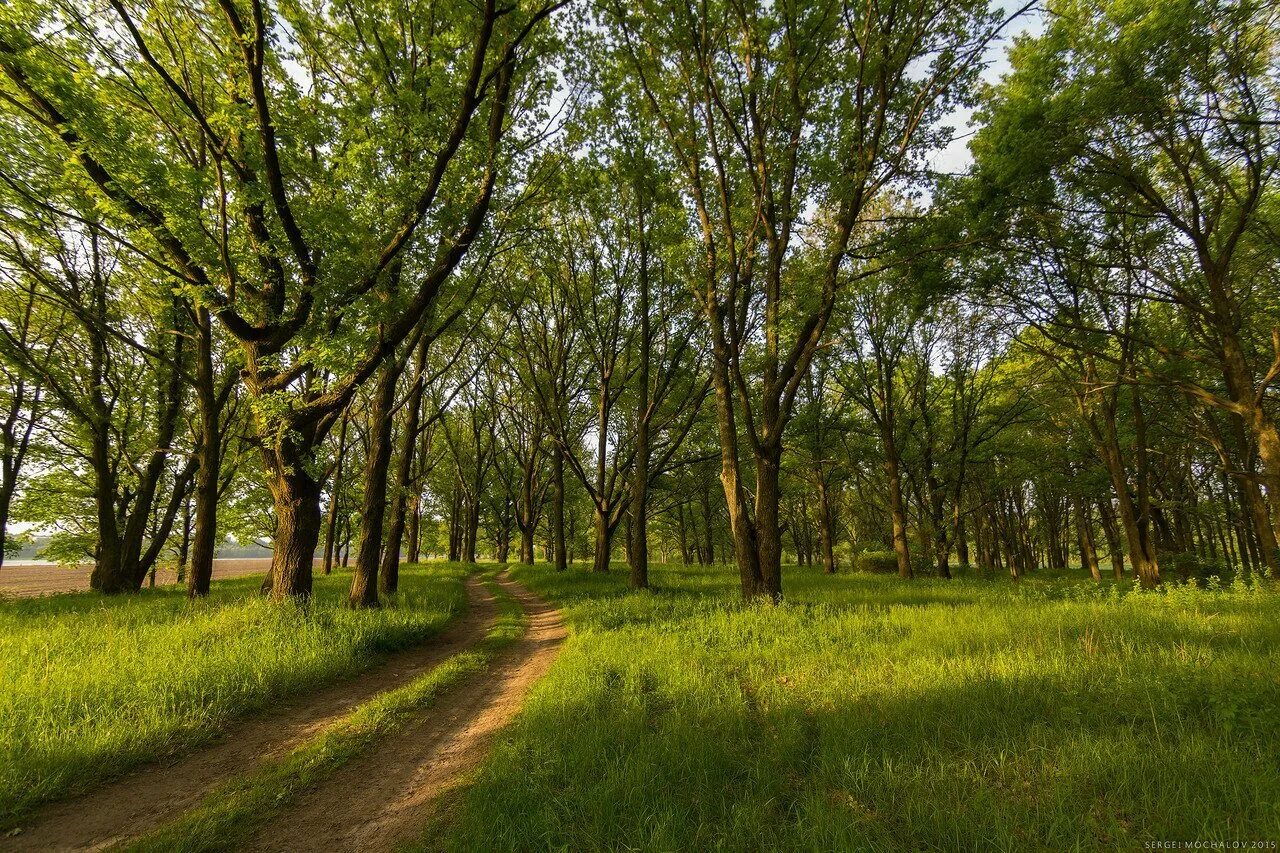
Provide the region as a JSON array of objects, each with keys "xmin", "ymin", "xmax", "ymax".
[
  {"xmin": 425, "ymin": 564, "xmax": 1280, "ymax": 852},
  {"xmin": 0, "ymin": 564, "xmax": 467, "ymax": 825}
]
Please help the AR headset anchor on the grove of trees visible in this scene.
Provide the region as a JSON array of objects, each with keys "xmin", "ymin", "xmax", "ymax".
[{"xmin": 0, "ymin": 0, "xmax": 1276, "ymax": 603}]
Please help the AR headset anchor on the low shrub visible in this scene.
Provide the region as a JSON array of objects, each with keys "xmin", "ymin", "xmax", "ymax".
[{"xmin": 855, "ymin": 550, "xmax": 899, "ymax": 574}]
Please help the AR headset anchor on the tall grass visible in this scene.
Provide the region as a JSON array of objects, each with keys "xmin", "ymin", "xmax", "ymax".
[
  {"xmin": 0, "ymin": 564, "xmax": 467, "ymax": 824},
  {"xmin": 427, "ymin": 564, "xmax": 1280, "ymax": 852}
]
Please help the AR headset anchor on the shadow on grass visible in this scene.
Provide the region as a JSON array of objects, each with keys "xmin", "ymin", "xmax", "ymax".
[
  {"xmin": 426, "ymin": 646, "xmax": 1280, "ymax": 852},
  {"xmin": 421, "ymin": 563, "xmax": 1280, "ymax": 852}
]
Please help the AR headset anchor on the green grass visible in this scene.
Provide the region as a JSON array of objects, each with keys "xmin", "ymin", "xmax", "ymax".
[
  {"xmin": 126, "ymin": 572, "xmax": 527, "ymax": 853},
  {"xmin": 423, "ymin": 564, "xmax": 1280, "ymax": 852},
  {"xmin": 0, "ymin": 563, "xmax": 468, "ymax": 826}
]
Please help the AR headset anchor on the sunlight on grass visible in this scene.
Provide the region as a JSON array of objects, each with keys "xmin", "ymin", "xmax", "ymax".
[
  {"xmin": 427, "ymin": 564, "xmax": 1280, "ymax": 852},
  {"xmin": 0, "ymin": 564, "xmax": 467, "ymax": 825}
]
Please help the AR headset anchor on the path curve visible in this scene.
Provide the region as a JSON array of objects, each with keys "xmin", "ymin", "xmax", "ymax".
[
  {"xmin": 245, "ymin": 574, "xmax": 566, "ymax": 853},
  {"xmin": 1, "ymin": 576, "xmax": 496, "ymax": 852}
]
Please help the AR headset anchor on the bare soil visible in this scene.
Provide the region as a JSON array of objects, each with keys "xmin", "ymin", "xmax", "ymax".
[
  {"xmin": 243, "ymin": 573, "xmax": 567, "ymax": 853},
  {"xmin": 0, "ymin": 558, "xmax": 284, "ymax": 598},
  {"xmin": 0, "ymin": 576, "xmax": 496, "ymax": 852}
]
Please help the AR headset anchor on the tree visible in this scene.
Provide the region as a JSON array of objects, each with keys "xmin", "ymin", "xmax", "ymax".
[
  {"xmin": 601, "ymin": 0, "xmax": 1020, "ymax": 599},
  {"xmin": 0, "ymin": 221, "xmax": 193, "ymax": 592},
  {"xmin": 0, "ymin": 0, "xmax": 563, "ymax": 599},
  {"xmin": 0, "ymin": 276, "xmax": 47, "ymax": 569},
  {"xmin": 974, "ymin": 0, "xmax": 1280, "ymax": 575},
  {"xmin": 836, "ymin": 271, "xmax": 920, "ymax": 579}
]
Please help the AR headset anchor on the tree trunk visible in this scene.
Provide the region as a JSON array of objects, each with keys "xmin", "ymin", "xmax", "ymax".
[
  {"xmin": 188, "ymin": 307, "xmax": 220, "ymax": 598},
  {"xmin": 592, "ymin": 504, "xmax": 612, "ymax": 573},
  {"xmin": 1075, "ymin": 496, "xmax": 1101, "ymax": 580},
  {"xmin": 496, "ymin": 505, "xmax": 511, "ymax": 563},
  {"xmin": 520, "ymin": 515, "xmax": 536, "ymax": 565},
  {"xmin": 1237, "ymin": 453, "xmax": 1280, "ymax": 577},
  {"xmin": 628, "ymin": 464, "xmax": 649, "ymax": 588},
  {"xmin": 263, "ymin": 442, "xmax": 323, "ymax": 601},
  {"xmin": 709, "ymin": 331, "xmax": 763, "ymax": 598},
  {"xmin": 1094, "ymin": 410, "xmax": 1158, "ymax": 586},
  {"xmin": 323, "ymin": 411, "xmax": 349, "ymax": 576},
  {"xmin": 629, "ymin": 215, "xmax": 652, "ymax": 590},
  {"xmin": 463, "ymin": 496, "xmax": 480, "ymax": 564},
  {"xmin": 551, "ymin": 446, "xmax": 567, "ymax": 571},
  {"xmin": 955, "ymin": 502, "xmax": 970, "ymax": 568},
  {"xmin": 1097, "ymin": 498, "xmax": 1124, "ymax": 579},
  {"xmin": 676, "ymin": 502, "xmax": 691, "ymax": 565},
  {"xmin": 382, "ymin": 337, "xmax": 429, "ymax": 594},
  {"xmin": 0, "ymin": 479, "xmax": 13, "ymax": 573},
  {"xmin": 351, "ymin": 353, "xmax": 398, "ymax": 607},
  {"xmin": 176, "ymin": 496, "xmax": 192, "ymax": 583},
  {"xmin": 816, "ymin": 473, "xmax": 836, "ymax": 574},
  {"xmin": 884, "ymin": 430, "xmax": 912, "ymax": 579},
  {"xmin": 1129, "ymin": 387, "xmax": 1160, "ymax": 586},
  {"xmin": 628, "ymin": 437, "xmax": 650, "ymax": 586},
  {"xmin": 448, "ymin": 485, "xmax": 462, "ymax": 562},
  {"xmin": 1253, "ymin": 422, "xmax": 1280, "ymax": 576},
  {"xmin": 753, "ymin": 444, "xmax": 784, "ymax": 601},
  {"xmin": 407, "ymin": 495, "xmax": 422, "ymax": 564},
  {"xmin": 1216, "ymin": 305, "xmax": 1280, "ymax": 574},
  {"xmin": 88, "ymin": 425, "xmax": 130, "ymax": 594}
]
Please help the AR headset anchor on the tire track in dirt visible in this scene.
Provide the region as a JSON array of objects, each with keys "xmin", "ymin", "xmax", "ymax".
[
  {"xmin": 1, "ymin": 577, "xmax": 496, "ymax": 852},
  {"xmin": 243, "ymin": 574, "xmax": 566, "ymax": 853}
]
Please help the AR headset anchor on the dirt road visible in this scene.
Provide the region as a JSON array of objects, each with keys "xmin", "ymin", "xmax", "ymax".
[
  {"xmin": 245, "ymin": 573, "xmax": 565, "ymax": 852},
  {"xmin": 1, "ymin": 577, "xmax": 497, "ymax": 852}
]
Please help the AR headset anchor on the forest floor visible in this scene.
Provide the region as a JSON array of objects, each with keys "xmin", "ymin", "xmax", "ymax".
[
  {"xmin": 0, "ymin": 558, "xmax": 279, "ymax": 597},
  {"xmin": 0, "ymin": 565, "xmax": 566, "ymax": 853},
  {"xmin": 2, "ymin": 561, "xmax": 1276, "ymax": 852},
  {"xmin": 0, "ymin": 564, "xmax": 470, "ymax": 828},
  {"xmin": 418, "ymin": 563, "xmax": 1280, "ymax": 852},
  {"xmin": 1, "ymin": 575, "xmax": 496, "ymax": 851}
]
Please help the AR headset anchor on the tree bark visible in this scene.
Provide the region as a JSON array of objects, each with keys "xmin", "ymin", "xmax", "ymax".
[
  {"xmin": 408, "ymin": 495, "xmax": 423, "ymax": 563},
  {"xmin": 753, "ymin": 444, "xmax": 784, "ymax": 600},
  {"xmin": 322, "ymin": 410, "xmax": 349, "ymax": 576},
  {"xmin": 88, "ymin": 428, "xmax": 128, "ymax": 594},
  {"xmin": 883, "ymin": 429, "xmax": 912, "ymax": 579},
  {"xmin": 263, "ymin": 440, "xmax": 323, "ymax": 601},
  {"xmin": 350, "ymin": 353, "xmax": 399, "ymax": 607},
  {"xmin": 708, "ymin": 327, "xmax": 764, "ymax": 598},
  {"xmin": 1097, "ymin": 498, "xmax": 1124, "ymax": 579},
  {"xmin": 551, "ymin": 446, "xmax": 567, "ymax": 571},
  {"xmin": 1075, "ymin": 496, "xmax": 1101, "ymax": 580},
  {"xmin": 816, "ymin": 473, "xmax": 836, "ymax": 574},
  {"xmin": 954, "ymin": 502, "xmax": 970, "ymax": 568},
  {"xmin": 628, "ymin": 215, "xmax": 653, "ymax": 589},
  {"xmin": 592, "ymin": 504, "xmax": 612, "ymax": 574},
  {"xmin": 463, "ymin": 494, "xmax": 480, "ymax": 564},
  {"xmin": 381, "ymin": 336, "xmax": 429, "ymax": 594},
  {"xmin": 188, "ymin": 306, "xmax": 220, "ymax": 598}
]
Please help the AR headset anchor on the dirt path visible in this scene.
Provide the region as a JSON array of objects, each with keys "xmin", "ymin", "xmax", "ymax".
[
  {"xmin": 1, "ymin": 577, "xmax": 496, "ymax": 853},
  {"xmin": 244, "ymin": 574, "xmax": 567, "ymax": 853},
  {"xmin": 0, "ymin": 558, "xmax": 283, "ymax": 598}
]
